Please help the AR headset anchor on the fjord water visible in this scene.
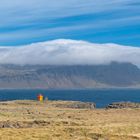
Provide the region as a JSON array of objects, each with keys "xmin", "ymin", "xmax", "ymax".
[{"xmin": 0, "ymin": 89, "xmax": 140, "ymax": 108}]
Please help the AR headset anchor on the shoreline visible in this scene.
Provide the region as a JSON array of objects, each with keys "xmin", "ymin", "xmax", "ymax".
[{"xmin": 0, "ymin": 99, "xmax": 140, "ymax": 109}]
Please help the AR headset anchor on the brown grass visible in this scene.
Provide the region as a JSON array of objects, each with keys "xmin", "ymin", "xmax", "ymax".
[{"xmin": 0, "ymin": 100, "xmax": 140, "ymax": 140}]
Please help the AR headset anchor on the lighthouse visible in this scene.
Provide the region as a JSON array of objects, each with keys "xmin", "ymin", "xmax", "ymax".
[{"xmin": 37, "ymin": 94, "xmax": 44, "ymax": 101}]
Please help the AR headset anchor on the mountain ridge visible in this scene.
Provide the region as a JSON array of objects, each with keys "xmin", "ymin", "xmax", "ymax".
[{"xmin": 0, "ymin": 62, "xmax": 140, "ymax": 89}]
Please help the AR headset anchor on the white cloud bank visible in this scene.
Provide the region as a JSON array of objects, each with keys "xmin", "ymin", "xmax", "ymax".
[{"xmin": 0, "ymin": 39, "xmax": 139, "ymax": 67}]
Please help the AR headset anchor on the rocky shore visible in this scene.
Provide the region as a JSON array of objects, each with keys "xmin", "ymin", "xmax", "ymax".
[
  {"xmin": 47, "ymin": 100, "xmax": 140, "ymax": 109},
  {"xmin": 53, "ymin": 101, "xmax": 96, "ymax": 109},
  {"xmin": 48, "ymin": 100, "xmax": 140, "ymax": 109},
  {"xmin": 106, "ymin": 102, "xmax": 140, "ymax": 109}
]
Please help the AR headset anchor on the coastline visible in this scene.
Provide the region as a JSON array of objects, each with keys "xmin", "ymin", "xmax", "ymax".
[{"xmin": 0, "ymin": 89, "xmax": 140, "ymax": 109}]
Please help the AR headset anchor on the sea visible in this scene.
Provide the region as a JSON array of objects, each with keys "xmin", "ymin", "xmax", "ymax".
[{"xmin": 0, "ymin": 89, "xmax": 140, "ymax": 108}]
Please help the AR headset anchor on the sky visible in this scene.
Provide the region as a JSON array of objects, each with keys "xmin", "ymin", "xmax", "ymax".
[{"xmin": 0, "ymin": 0, "xmax": 140, "ymax": 47}]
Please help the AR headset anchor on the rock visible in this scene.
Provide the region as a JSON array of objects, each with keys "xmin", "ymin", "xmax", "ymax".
[
  {"xmin": 0, "ymin": 120, "xmax": 50, "ymax": 128},
  {"xmin": 0, "ymin": 121, "xmax": 19, "ymax": 128},
  {"xmin": 55, "ymin": 101, "xmax": 96, "ymax": 109},
  {"xmin": 106, "ymin": 102, "xmax": 140, "ymax": 109}
]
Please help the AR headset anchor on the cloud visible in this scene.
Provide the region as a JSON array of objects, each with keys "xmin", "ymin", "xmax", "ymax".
[{"xmin": 0, "ymin": 39, "xmax": 139, "ymax": 67}]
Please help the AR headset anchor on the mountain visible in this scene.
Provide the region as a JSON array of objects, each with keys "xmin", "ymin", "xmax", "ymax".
[
  {"xmin": 0, "ymin": 62, "xmax": 140, "ymax": 89},
  {"xmin": 0, "ymin": 39, "xmax": 140, "ymax": 89}
]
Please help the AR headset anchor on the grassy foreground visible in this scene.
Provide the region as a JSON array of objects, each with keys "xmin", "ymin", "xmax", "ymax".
[{"xmin": 0, "ymin": 100, "xmax": 140, "ymax": 140}]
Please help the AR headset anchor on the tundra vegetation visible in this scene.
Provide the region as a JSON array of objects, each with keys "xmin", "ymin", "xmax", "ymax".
[{"xmin": 0, "ymin": 100, "xmax": 139, "ymax": 140}]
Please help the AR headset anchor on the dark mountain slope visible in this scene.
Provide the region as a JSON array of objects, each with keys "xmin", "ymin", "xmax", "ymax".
[{"xmin": 0, "ymin": 62, "xmax": 140, "ymax": 89}]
